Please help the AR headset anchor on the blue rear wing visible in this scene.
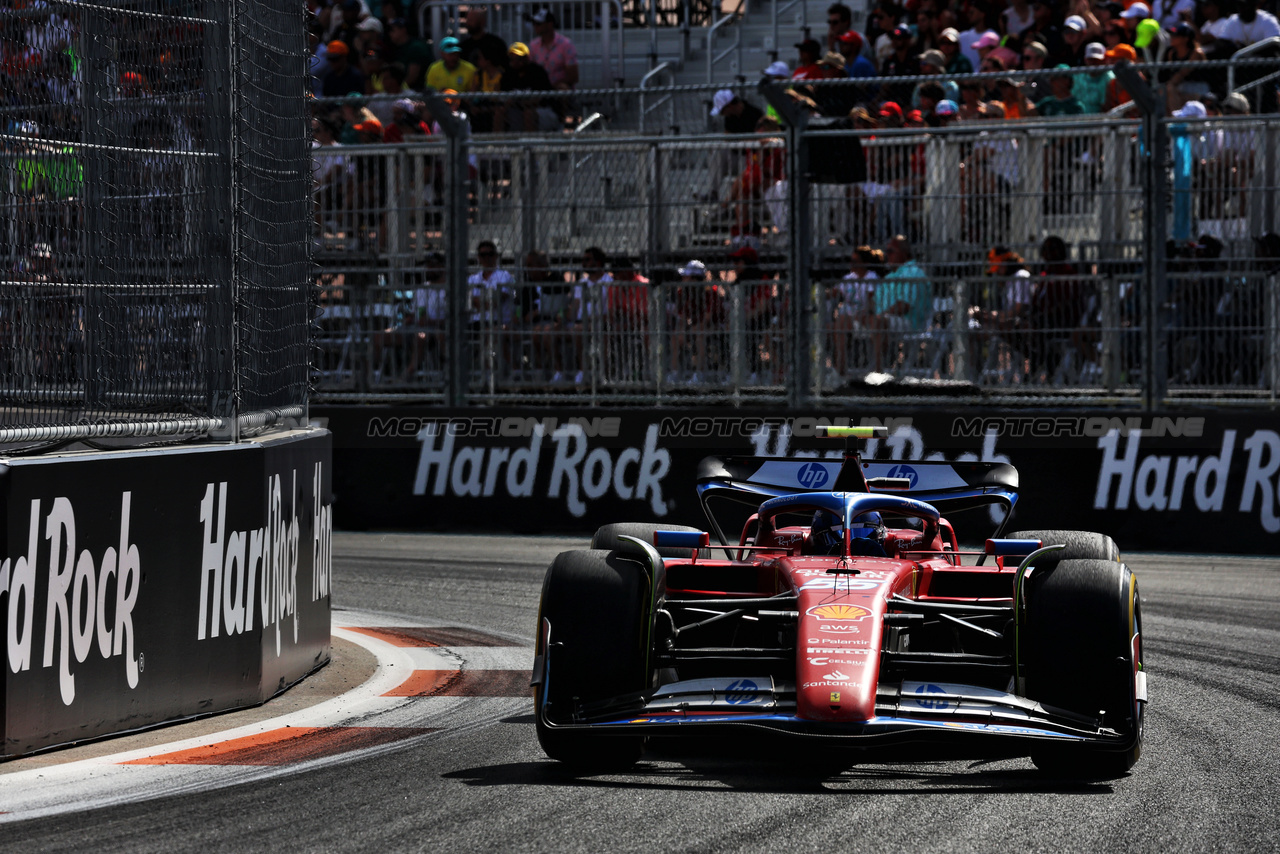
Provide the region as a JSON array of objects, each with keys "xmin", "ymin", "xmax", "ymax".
[{"xmin": 695, "ymin": 455, "xmax": 1019, "ymax": 546}]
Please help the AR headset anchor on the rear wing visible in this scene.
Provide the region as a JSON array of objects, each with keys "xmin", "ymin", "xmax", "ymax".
[{"xmin": 695, "ymin": 455, "xmax": 1019, "ymax": 545}]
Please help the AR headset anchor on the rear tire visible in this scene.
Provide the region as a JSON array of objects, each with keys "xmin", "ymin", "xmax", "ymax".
[
  {"xmin": 1024, "ymin": 558, "xmax": 1143, "ymax": 779},
  {"xmin": 534, "ymin": 549, "xmax": 650, "ymax": 770},
  {"xmin": 591, "ymin": 522, "xmax": 710, "ymax": 559},
  {"xmin": 1006, "ymin": 529, "xmax": 1120, "ymax": 570}
]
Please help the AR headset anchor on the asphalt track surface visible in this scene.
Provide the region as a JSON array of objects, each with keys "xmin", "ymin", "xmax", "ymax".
[{"xmin": 2, "ymin": 533, "xmax": 1278, "ymax": 853}]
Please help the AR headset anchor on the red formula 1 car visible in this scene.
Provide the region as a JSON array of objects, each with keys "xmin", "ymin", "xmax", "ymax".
[{"xmin": 532, "ymin": 426, "xmax": 1145, "ymax": 778}]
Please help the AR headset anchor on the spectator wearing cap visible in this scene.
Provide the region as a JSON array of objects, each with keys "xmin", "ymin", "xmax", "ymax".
[
  {"xmin": 321, "ymin": 41, "xmax": 366, "ymax": 96},
  {"xmin": 998, "ymin": 78, "xmax": 1039, "ymax": 117},
  {"xmin": 1119, "ymin": 4, "xmax": 1155, "ymax": 49},
  {"xmin": 1103, "ymin": 43, "xmax": 1138, "ymax": 111},
  {"xmin": 1055, "ymin": 14, "xmax": 1091, "ymax": 66},
  {"xmin": 383, "ymin": 98, "xmax": 429, "ymax": 142},
  {"xmin": 972, "ymin": 31, "xmax": 1002, "ymax": 68},
  {"xmin": 838, "ymin": 31, "xmax": 878, "ymax": 77},
  {"xmin": 712, "ymin": 89, "xmax": 764, "ymax": 133},
  {"xmin": 1019, "ymin": 40, "xmax": 1051, "ymax": 102},
  {"xmin": 793, "ymin": 39, "xmax": 826, "ymax": 79},
  {"xmin": 1170, "ymin": 100, "xmax": 1206, "ymax": 241},
  {"xmin": 1073, "ymin": 42, "xmax": 1114, "ymax": 113},
  {"xmin": 937, "ymin": 27, "xmax": 974, "ymax": 74},
  {"xmin": 931, "ymin": 98, "xmax": 960, "ymax": 126},
  {"xmin": 666, "ymin": 259, "xmax": 725, "ymax": 384},
  {"xmin": 913, "ymin": 53, "xmax": 960, "ymax": 108},
  {"xmin": 387, "ymin": 18, "xmax": 432, "ymax": 90},
  {"xmin": 494, "ymin": 42, "xmax": 557, "ymax": 132},
  {"xmin": 812, "ymin": 52, "xmax": 858, "ymax": 116},
  {"xmin": 1037, "ymin": 64, "xmax": 1086, "ymax": 115},
  {"xmin": 528, "ymin": 9, "xmax": 579, "ymax": 90},
  {"xmin": 827, "ymin": 2, "xmax": 854, "ymax": 52},
  {"xmin": 1159, "ymin": 22, "xmax": 1209, "ymax": 112},
  {"xmin": 869, "ymin": 4, "xmax": 908, "ymax": 68},
  {"xmin": 879, "ymin": 26, "xmax": 921, "ymax": 106},
  {"xmin": 459, "ymin": 8, "xmax": 507, "ymax": 70},
  {"xmin": 427, "ymin": 37, "xmax": 477, "ymax": 93}
]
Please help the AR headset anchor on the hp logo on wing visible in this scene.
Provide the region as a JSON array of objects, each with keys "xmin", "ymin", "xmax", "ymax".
[
  {"xmin": 913, "ymin": 683, "xmax": 949, "ymax": 710},
  {"xmin": 886, "ymin": 464, "xmax": 918, "ymax": 487},
  {"xmin": 725, "ymin": 679, "xmax": 760, "ymax": 705},
  {"xmin": 797, "ymin": 463, "xmax": 829, "ymax": 489}
]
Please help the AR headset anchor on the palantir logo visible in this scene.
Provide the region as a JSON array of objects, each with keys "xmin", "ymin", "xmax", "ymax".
[
  {"xmin": 797, "ymin": 462, "xmax": 829, "ymax": 489},
  {"xmin": 913, "ymin": 683, "xmax": 949, "ymax": 709},
  {"xmin": 886, "ymin": 464, "xmax": 919, "ymax": 487},
  {"xmin": 725, "ymin": 679, "xmax": 760, "ymax": 704}
]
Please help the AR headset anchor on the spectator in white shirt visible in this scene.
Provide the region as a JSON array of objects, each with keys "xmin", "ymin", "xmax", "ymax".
[{"xmin": 1219, "ymin": 0, "xmax": 1280, "ymax": 47}]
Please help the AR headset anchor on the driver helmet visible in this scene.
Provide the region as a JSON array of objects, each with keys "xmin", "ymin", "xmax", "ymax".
[
  {"xmin": 809, "ymin": 509, "xmax": 844, "ymax": 554},
  {"xmin": 848, "ymin": 511, "xmax": 886, "ymax": 543}
]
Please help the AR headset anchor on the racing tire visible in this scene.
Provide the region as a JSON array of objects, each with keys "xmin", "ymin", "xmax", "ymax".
[
  {"xmin": 534, "ymin": 549, "xmax": 650, "ymax": 771},
  {"xmin": 1006, "ymin": 529, "xmax": 1120, "ymax": 570},
  {"xmin": 1024, "ymin": 558, "xmax": 1144, "ymax": 779},
  {"xmin": 590, "ymin": 522, "xmax": 710, "ymax": 559}
]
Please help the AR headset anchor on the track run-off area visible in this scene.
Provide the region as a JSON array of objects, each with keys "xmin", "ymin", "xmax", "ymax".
[{"xmin": 1, "ymin": 533, "xmax": 1277, "ymax": 852}]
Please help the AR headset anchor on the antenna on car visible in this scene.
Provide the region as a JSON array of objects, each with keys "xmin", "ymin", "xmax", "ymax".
[{"xmin": 814, "ymin": 424, "xmax": 888, "ymax": 493}]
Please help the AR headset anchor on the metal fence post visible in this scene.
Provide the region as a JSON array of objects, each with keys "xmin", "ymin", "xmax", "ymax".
[
  {"xmin": 424, "ymin": 93, "xmax": 471, "ymax": 406},
  {"xmin": 759, "ymin": 79, "xmax": 812, "ymax": 406},
  {"xmin": 1115, "ymin": 62, "xmax": 1169, "ymax": 410}
]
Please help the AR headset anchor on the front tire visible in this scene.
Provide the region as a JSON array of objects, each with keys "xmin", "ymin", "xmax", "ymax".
[
  {"xmin": 534, "ymin": 549, "xmax": 651, "ymax": 770},
  {"xmin": 1024, "ymin": 558, "xmax": 1144, "ymax": 778}
]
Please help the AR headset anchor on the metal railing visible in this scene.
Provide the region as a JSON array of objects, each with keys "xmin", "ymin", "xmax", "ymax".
[
  {"xmin": 706, "ymin": 7, "xmax": 745, "ymax": 84},
  {"xmin": 309, "ymin": 105, "xmax": 1280, "ymax": 406},
  {"xmin": 639, "ymin": 61, "xmax": 677, "ymax": 133}
]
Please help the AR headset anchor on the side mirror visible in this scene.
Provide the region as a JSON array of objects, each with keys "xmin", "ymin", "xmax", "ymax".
[
  {"xmin": 985, "ymin": 538, "xmax": 1042, "ymax": 557},
  {"xmin": 653, "ymin": 530, "xmax": 711, "ymax": 550}
]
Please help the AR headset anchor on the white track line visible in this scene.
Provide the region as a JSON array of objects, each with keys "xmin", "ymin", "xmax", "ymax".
[{"xmin": 0, "ymin": 613, "xmax": 524, "ymax": 823}]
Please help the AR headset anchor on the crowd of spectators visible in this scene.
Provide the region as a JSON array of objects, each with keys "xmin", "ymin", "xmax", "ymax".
[
  {"xmin": 745, "ymin": 0, "xmax": 1280, "ymax": 126},
  {"xmin": 310, "ymin": 0, "xmax": 579, "ymax": 140}
]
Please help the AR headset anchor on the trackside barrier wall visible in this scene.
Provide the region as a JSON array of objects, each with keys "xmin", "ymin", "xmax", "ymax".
[
  {"xmin": 317, "ymin": 405, "xmax": 1280, "ymax": 555},
  {"xmin": 0, "ymin": 428, "xmax": 332, "ymax": 758}
]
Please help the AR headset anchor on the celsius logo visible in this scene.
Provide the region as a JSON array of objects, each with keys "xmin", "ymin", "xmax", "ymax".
[
  {"xmin": 886, "ymin": 464, "xmax": 918, "ymax": 487},
  {"xmin": 914, "ymin": 683, "xmax": 950, "ymax": 709},
  {"xmin": 797, "ymin": 462, "xmax": 830, "ymax": 489},
  {"xmin": 725, "ymin": 679, "xmax": 760, "ymax": 704}
]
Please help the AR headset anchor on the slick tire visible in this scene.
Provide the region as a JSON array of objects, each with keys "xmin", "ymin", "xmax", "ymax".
[
  {"xmin": 590, "ymin": 522, "xmax": 711, "ymax": 559},
  {"xmin": 534, "ymin": 549, "xmax": 650, "ymax": 770},
  {"xmin": 1024, "ymin": 558, "xmax": 1144, "ymax": 779},
  {"xmin": 1006, "ymin": 529, "xmax": 1120, "ymax": 570}
]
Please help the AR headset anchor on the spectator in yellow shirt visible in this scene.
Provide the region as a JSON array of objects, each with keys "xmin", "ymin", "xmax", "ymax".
[{"xmin": 426, "ymin": 36, "xmax": 477, "ymax": 92}]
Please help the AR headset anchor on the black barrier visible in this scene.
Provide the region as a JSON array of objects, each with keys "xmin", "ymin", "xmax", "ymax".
[
  {"xmin": 0, "ymin": 430, "xmax": 332, "ymax": 757},
  {"xmin": 316, "ymin": 407, "xmax": 1280, "ymax": 555}
]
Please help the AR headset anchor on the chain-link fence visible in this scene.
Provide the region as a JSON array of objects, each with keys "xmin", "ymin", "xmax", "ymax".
[
  {"xmin": 1, "ymin": 0, "xmax": 311, "ymax": 444},
  {"xmin": 310, "ymin": 85, "xmax": 1280, "ymax": 406}
]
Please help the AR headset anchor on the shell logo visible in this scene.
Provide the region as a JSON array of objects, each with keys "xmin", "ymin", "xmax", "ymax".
[{"xmin": 807, "ymin": 604, "xmax": 871, "ymax": 621}]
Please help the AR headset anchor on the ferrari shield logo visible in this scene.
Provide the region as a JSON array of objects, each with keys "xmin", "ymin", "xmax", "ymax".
[{"xmin": 830, "ymin": 691, "xmax": 840, "ymax": 703}]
